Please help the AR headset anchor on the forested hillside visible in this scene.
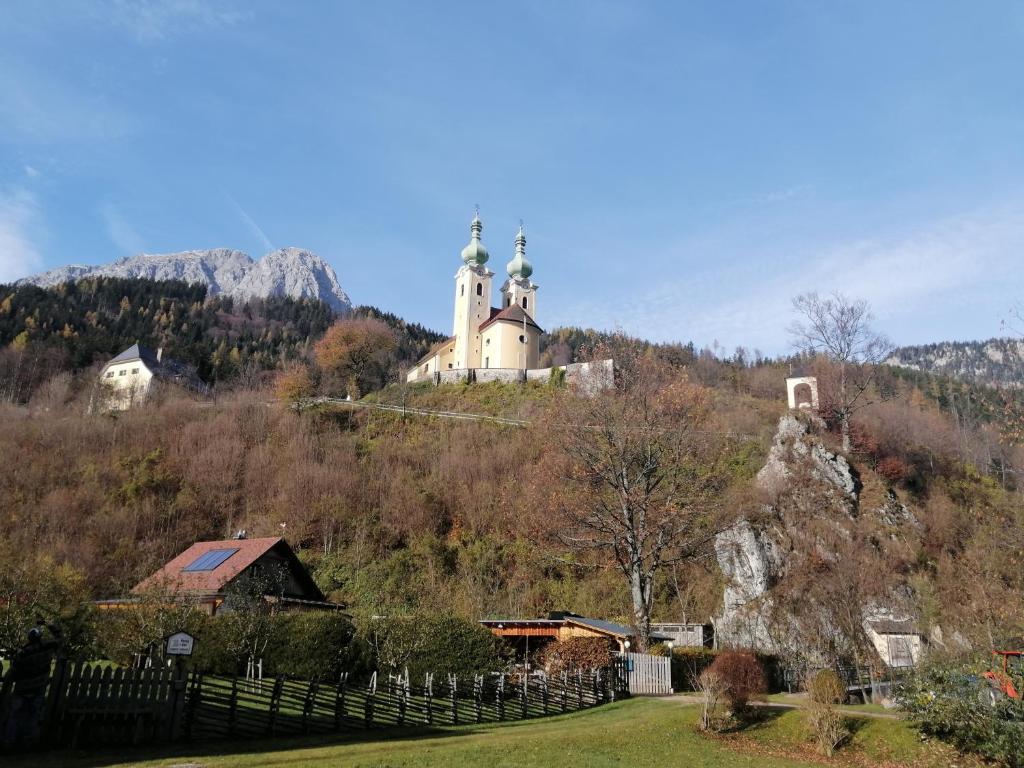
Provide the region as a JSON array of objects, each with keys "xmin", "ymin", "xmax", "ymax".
[
  {"xmin": 3, "ymin": 343, "xmax": 1021, "ymax": 658},
  {"xmin": 889, "ymin": 337, "xmax": 1024, "ymax": 387},
  {"xmin": 0, "ymin": 278, "xmax": 443, "ymax": 403}
]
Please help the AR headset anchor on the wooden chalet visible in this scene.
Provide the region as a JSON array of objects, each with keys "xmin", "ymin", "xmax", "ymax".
[
  {"xmin": 99, "ymin": 536, "xmax": 343, "ymax": 616},
  {"xmin": 480, "ymin": 612, "xmax": 637, "ymax": 659}
]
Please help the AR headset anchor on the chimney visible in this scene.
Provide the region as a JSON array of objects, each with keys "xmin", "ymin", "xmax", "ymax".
[{"xmin": 156, "ymin": 347, "xmax": 163, "ymax": 363}]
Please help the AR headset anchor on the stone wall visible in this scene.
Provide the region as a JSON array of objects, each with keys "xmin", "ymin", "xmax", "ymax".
[{"xmin": 423, "ymin": 359, "xmax": 615, "ymax": 393}]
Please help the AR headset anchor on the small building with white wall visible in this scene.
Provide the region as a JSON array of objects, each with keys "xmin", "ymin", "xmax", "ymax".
[
  {"xmin": 864, "ymin": 617, "xmax": 924, "ymax": 668},
  {"xmin": 96, "ymin": 342, "xmax": 209, "ymax": 411},
  {"xmin": 786, "ymin": 375, "xmax": 819, "ymax": 411}
]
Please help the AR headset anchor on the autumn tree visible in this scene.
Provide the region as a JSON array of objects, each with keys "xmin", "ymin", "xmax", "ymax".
[
  {"xmin": 789, "ymin": 292, "xmax": 894, "ymax": 452},
  {"xmin": 549, "ymin": 345, "xmax": 728, "ymax": 647},
  {"xmin": 313, "ymin": 318, "xmax": 397, "ymax": 398}
]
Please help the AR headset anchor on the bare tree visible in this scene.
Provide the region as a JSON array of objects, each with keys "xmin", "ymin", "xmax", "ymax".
[
  {"xmin": 550, "ymin": 345, "xmax": 728, "ymax": 648},
  {"xmin": 789, "ymin": 292, "xmax": 894, "ymax": 452}
]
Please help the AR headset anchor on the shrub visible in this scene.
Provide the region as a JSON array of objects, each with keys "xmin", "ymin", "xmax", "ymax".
[
  {"xmin": 805, "ymin": 670, "xmax": 849, "ymax": 756},
  {"xmin": 697, "ymin": 668, "xmax": 728, "ymax": 731},
  {"xmin": 707, "ymin": 650, "xmax": 766, "ymax": 712},
  {"xmin": 666, "ymin": 646, "xmax": 718, "ymax": 691},
  {"xmin": 898, "ymin": 662, "xmax": 1024, "ymax": 768},
  {"xmin": 537, "ymin": 637, "xmax": 613, "ymax": 675},
  {"xmin": 370, "ymin": 613, "xmax": 503, "ymax": 682}
]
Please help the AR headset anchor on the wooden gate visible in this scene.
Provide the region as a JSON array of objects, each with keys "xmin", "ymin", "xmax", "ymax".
[{"xmin": 617, "ymin": 653, "xmax": 672, "ymax": 695}]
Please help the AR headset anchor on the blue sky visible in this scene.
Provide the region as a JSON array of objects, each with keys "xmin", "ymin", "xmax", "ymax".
[{"xmin": 1, "ymin": 1, "xmax": 1022, "ymax": 354}]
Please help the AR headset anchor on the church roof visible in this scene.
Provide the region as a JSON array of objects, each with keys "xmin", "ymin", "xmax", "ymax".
[
  {"xmin": 412, "ymin": 336, "xmax": 456, "ymax": 367},
  {"xmin": 478, "ymin": 304, "xmax": 543, "ymax": 334}
]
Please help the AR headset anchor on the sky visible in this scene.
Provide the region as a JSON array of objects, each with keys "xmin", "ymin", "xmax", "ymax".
[{"xmin": 1, "ymin": 1, "xmax": 1022, "ymax": 354}]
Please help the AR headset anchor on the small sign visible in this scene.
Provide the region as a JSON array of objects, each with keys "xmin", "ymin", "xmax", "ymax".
[{"xmin": 166, "ymin": 631, "xmax": 196, "ymax": 657}]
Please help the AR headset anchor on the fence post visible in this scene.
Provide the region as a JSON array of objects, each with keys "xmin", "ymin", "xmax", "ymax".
[
  {"xmin": 519, "ymin": 675, "xmax": 528, "ymax": 719},
  {"xmin": 184, "ymin": 669, "xmax": 202, "ymax": 742},
  {"xmin": 398, "ymin": 668, "xmax": 409, "ymax": 726},
  {"xmin": 267, "ymin": 676, "xmax": 284, "ymax": 737},
  {"xmin": 41, "ymin": 657, "xmax": 69, "ymax": 743},
  {"xmin": 541, "ymin": 674, "xmax": 549, "ymax": 716},
  {"xmin": 365, "ymin": 672, "xmax": 376, "ymax": 728},
  {"xmin": 560, "ymin": 672, "xmax": 568, "ymax": 712},
  {"xmin": 496, "ymin": 674, "xmax": 505, "ymax": 721},
  {"xmin": 576, "ymin": 671, "xmax": 583, "ymax": 709},
  {"xmin": 334, "ymin": 672, "xmax": 348, "ymax": 730},
  {"xmin": 473, "ymin": 675, "xmax": 483, "ymax": 724},
  {"xmin": 228, "ymin": 677, "xmax": 239, "ymax": 738},
  {"xmin": 302, "ymin": 679, "xmax": 318, "ymax": 734},
  {"xmin": 448, "ymin": 674, "xmax": 458, "ymax": 725},
  {"xmin": 424, "ymin": 673, "xmax": 433, "ymax": 725}
]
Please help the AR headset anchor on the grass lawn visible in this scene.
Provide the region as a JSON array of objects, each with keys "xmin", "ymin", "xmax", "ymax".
[{"xmin": 6, "ymin": 698, "xmax": 967, "ymax": 768}]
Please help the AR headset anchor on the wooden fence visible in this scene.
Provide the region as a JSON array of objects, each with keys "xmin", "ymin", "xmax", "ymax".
[
  {"xmin": 617, "ymin": 652, "xmax": 673, "ymax": 695},
  {"xmin": 0, "ymin": 660, "xmax": 627, "ymax": 753}
]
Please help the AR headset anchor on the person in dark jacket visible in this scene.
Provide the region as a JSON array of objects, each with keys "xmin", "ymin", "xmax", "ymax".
[{"xmin": 1, "ymin": 620, "xmax": 62, "ymax": 750}]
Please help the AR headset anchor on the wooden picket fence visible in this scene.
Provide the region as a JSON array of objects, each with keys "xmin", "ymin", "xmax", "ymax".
[
  {"xmin": 617, "ymin": 652, "xmax": 673, "ymax": 695},
  {"xmin": 0, "ymin": 659, "xmax": 628, "ymax": 753}
]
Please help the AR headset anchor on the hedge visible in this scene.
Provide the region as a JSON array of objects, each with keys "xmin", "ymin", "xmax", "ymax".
[{"xmin": 649, "ymin": 644, "xmax": 783, "ymax": 692}]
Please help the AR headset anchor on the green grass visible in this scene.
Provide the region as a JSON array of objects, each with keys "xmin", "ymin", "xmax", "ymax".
[{"xmin": 9, "ymin": 699, "xmax": 960, "ymax": 768}]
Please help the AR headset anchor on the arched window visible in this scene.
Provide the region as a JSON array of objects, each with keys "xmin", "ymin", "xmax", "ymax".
[
  {"xmin": 460, "ymin": 285, "xmax": 464, "ymax": 297},
  {"xmin": 476, "ymin": 283, "xmax": 482, "ymax": 296},
  {"xmin": 522, "ymin": 297, "xmax": 528, "ymax": 310}
]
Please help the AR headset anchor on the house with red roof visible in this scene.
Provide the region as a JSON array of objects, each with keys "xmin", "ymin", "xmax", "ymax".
[{"xmin": 101, "ymin": 536, "xmax": 341, "ymax": 616}]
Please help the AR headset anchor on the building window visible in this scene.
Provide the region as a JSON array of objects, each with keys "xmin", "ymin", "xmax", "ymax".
[
  {"xmin": 484, "ymin": 357, "xmax": 489, "ymax": 368},
  {"xmin": 522, "ymin": 297, "xmax": 528, "ymax": 310},
  {"xmin": 119, "ymin": 370, "xmax": 127, "ymax": 376},
  {"xmin": 460, "ymin": 285, "xmax": 464, "ymax": 297},
  {"xmin": 105, "ymin": 371, "xmax": 114, "ymax": 378},
  {"xmin": 519, "ymin": 335, "xmax": 526, "ymax": 343},
  {"xmin": 476, "ymin": 283, "xmax": 482, "ymax": 296},
  {"xmin": 131, "ymin": 368, "xmax": 139, "ymax": 375},
  {"xmin": 485, "ymin": 338, "xmax": 490, "ymax": 345}
]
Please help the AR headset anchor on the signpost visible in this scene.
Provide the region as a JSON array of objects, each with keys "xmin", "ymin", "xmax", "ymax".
[{"xmin": 166, "ymin": 631, "xmax": 196, "ymax": 657}]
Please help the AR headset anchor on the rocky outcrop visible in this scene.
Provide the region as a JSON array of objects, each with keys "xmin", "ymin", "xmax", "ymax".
[
  {"xmin": 18, "ymin": 247, "xmax": 352, "ymax": 313},
  {"xmin": 714, "ymin": 413, "xmax": 918, "ymax": 661}
]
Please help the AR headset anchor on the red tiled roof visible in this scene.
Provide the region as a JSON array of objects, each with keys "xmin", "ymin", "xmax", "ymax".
[
  {"xmin": 478, "ymin": 304, "xmax": 543, "ymax": 334},
  {"xmin": 132, "ymin": 537, "xmax": 285, "ymax": 596}
]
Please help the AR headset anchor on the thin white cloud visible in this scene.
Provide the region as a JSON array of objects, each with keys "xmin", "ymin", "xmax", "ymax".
[
  {"xmin": 104, "ymin": 0, "xmax": 247, "ymax": 42},
  {"xmin": 0, "ymin": 188, "xmax": 43, "ymax": 283},
  {"xmin": 225, "ymin": 194, "xmax": 275, "ymax": 253},
  {"xmin": 552, "ymin": 203, "xmax": 1024, "ymax": 354},
  {"xmin": 23, "ymin": 165, "xmax": 40, "ymax": 179},
  {"xmin": 99, "ymin": 201, "xmax": 146, "ymax": 256}
]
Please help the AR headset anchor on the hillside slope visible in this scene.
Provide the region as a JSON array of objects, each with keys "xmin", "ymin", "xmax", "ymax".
[{"xmin": 888, "ymin": 337, "xmax": 1024, "ymax": 387}]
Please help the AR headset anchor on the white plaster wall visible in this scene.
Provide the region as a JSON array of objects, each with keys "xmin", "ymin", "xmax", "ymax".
[
  {"xmin": 786, "ymin": 376, "xmax": 819, "ymax": 410},
  {"xmin": 100, "ymin": 361, "xmax": 154, "ymax": 410}
]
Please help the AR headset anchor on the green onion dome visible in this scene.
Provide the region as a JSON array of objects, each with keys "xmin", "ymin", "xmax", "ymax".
[
  {"xmin": 461, "ymin": 212, "xmax": 490, "ymax": 266},
  {"xmin": 506, "ymin": 224, "xmax": 532, "ymax": 279}
]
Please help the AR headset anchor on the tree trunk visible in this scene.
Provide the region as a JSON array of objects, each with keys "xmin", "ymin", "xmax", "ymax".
[
  {"xmin": 629, "ymin": 564, "xmax": 652, "ymax": 651},
  {"xmin": 841, "ymin": 411, "xmax": 851, "ymax": 453}
]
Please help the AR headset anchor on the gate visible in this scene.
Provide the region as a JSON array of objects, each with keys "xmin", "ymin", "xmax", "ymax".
[{"xmin": 617, "ymin": 652, "xmax": 672, "ymax": 695}]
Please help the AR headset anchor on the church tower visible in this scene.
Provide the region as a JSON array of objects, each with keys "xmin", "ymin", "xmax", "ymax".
[
  {"xmin": 501, "ymin": 224, "xmax": 538, "ymax": 317},
  {"xmin": 452, "ymin": 211, "xmax": 494, "ymax": 369}
]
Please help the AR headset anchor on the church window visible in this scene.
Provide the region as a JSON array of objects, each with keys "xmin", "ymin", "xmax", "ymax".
[
  {"xmin": 105, "ymin": 371, "xmax": 114, "ymax": 378},
  {"xmin": 522, "ymin": 297, "xmax": 528, "ymax": 310},
  {"xmin": 476, "ymin": 283, "xmax": 482, "ymax": 296},
  {"xmin": 519, "ymin": 335, "xmax": 526, "ymax": 343},
  {"xmin": 485, "ymin": 338, "xmax": 490, "ymax": 345},
  {"xmin": 485, "ymin": 357, "xmax": 489, "ymax": 368},
  {"xmin": 131, "ymin": 368, "xmax": 139, "ymax": 375},
  {"xmin": 460, "ymin": 285, "xmax": 464, "ymax": 297}
]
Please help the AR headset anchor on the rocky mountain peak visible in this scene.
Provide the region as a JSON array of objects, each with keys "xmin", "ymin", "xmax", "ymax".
[{"xmin": 17, "ymin": 247, "xmax": 352, "ymax": 313}]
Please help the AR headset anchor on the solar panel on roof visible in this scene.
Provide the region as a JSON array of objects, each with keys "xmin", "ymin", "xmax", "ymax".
[{"xmin": 182, "ymin": 547, "xmax": 240, "ymax": 572}]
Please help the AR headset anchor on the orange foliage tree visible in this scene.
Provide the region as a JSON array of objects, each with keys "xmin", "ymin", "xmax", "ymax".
[{"xmin": 314, "ymin": 318, "xmax": 397, "ymax": 398}]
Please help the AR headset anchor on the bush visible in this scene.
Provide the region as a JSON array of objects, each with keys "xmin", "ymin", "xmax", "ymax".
[
  {"xmin": 898, "ymin": 662, "xmax": 1024, "ymax": 768},
  {"xmin": 664, "ymin": 646, "xmax": 718, "ymax": 692},
  {"xmin": 370, "ymin": 613, "xmax": 503, "ymax": 682},
  {"xmin": 537, "ymin": 637, "xmax": 613, "ymax": 675},
  {"xmin": 805, "ymin": 670, "xmax": 849, "ymax": 756},
  {"xmin": 707, "ymin": 650, "xmax": 766, "ymax": 712},
  {"xmin": 697, "ymin": 668, "xmax": 728, "ymax": 731}
]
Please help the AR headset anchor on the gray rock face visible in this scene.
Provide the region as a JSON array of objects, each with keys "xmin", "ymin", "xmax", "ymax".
[{"xmin": 18, "ymin": 247, "xmax": 352, "ymax": 313}]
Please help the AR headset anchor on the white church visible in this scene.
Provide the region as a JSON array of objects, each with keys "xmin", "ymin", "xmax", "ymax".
[{"xmin": 407, "ymin": 212, "xmax": 544, "ymax": 383}]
